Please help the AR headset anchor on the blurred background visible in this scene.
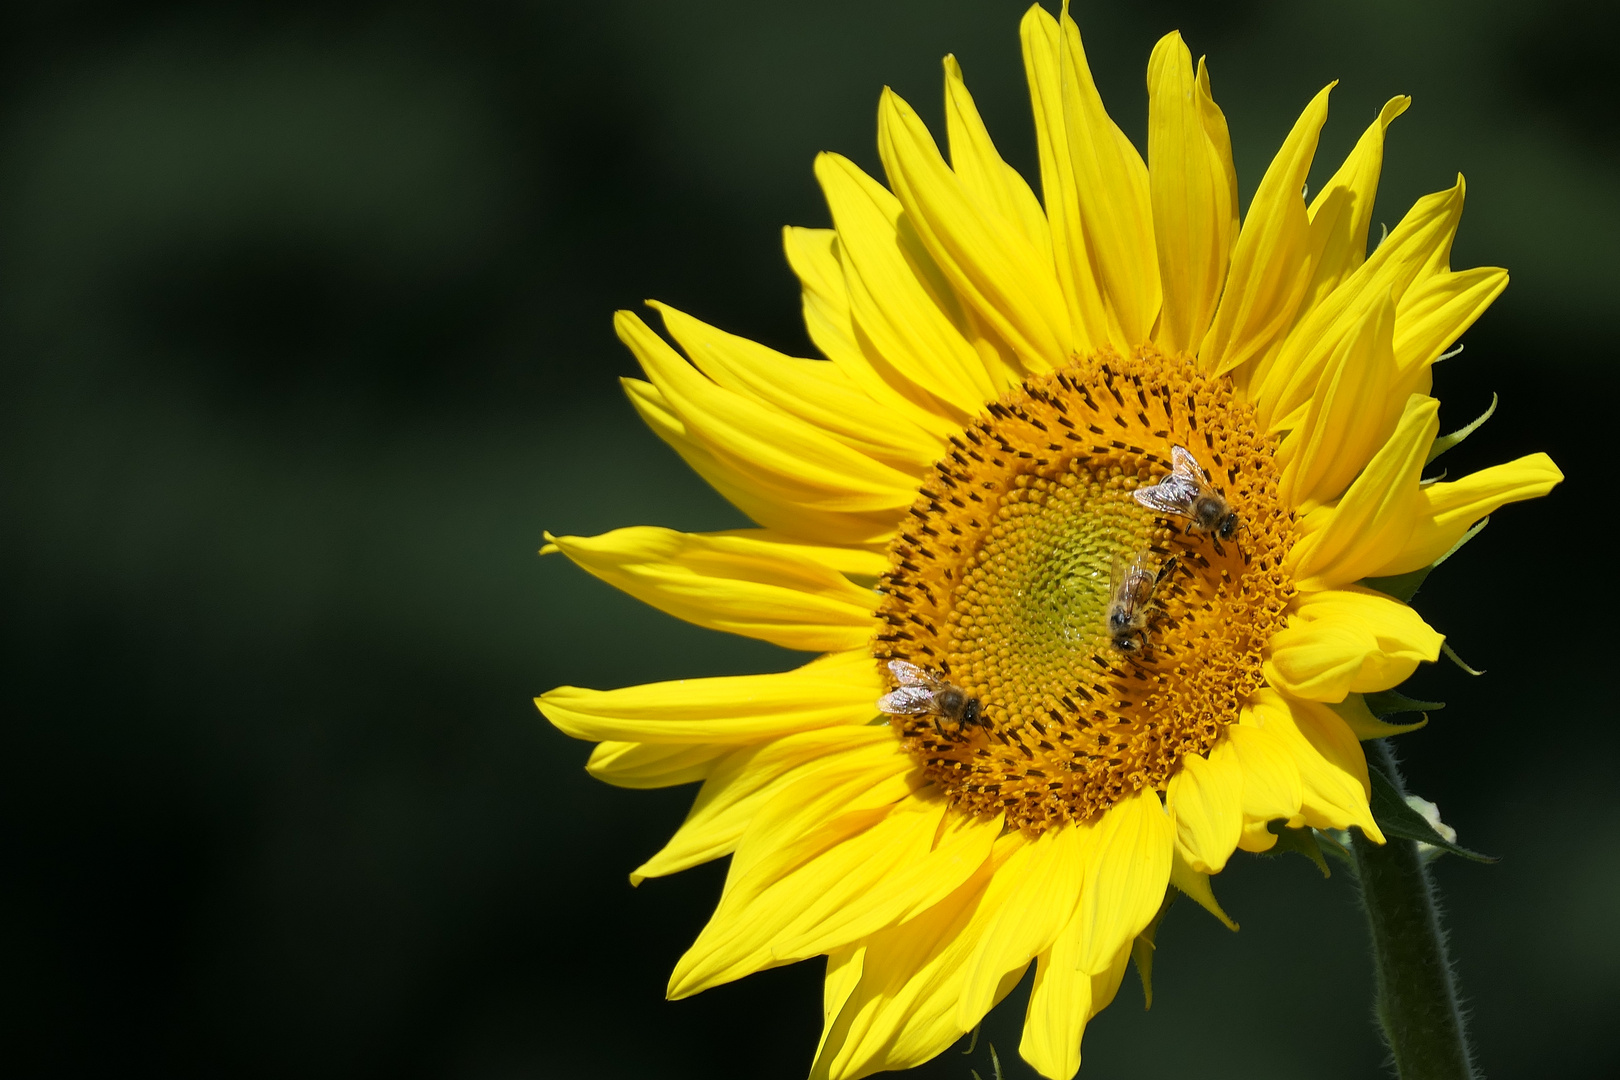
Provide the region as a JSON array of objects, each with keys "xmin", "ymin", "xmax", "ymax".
[{"xmin": 2, "ymin": 1, "xmax": 1614, "ymax": 1077}]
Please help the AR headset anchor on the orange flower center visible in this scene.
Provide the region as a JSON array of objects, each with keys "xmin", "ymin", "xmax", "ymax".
[{"xmin": 875, "ymin": 348, "xmax": 1295, "ymax": 830}]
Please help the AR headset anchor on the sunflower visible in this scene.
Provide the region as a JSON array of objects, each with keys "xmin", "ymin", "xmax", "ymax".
[{"xmin": 538, "ymin": 5, "xmax": 1561, "ymax": 1078}]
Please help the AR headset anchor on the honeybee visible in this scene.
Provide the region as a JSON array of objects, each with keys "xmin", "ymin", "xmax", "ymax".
[
  {"xmin": 876, "ymin": 660, "xmax": 983, "ymax": 733},
  {"xmin": 1106, "ymin": 549, "xmax": 1172, "ymax": 654},
  {"xmin": 1131, "ymin": 445, "xmax": 1240, "ymax": 540}
]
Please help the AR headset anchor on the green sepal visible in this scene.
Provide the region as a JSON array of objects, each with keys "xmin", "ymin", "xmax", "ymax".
[
  {"xmin": 1367, "ymin": 764, "xmax": 1497, "ymax": 863},
  {"xmin": 1426, "ymin": 392, "xmax": 1497, "ymax": 465},
  {"xmin": 1314, "ymin": 828, "xmax": 1355, "ymax": 867},
  {"xmin": 1361, "ymin": 517, "xmax": 1489, "ymax": 603},
  {"xmin": 1131, "ymin": 892, "xmax": 1175, "ymax": 1010},
  {"xmin": 1362, "ymin": 688, "xmax": 1445, "ymax": 717},
  {"xmin": 1440, "ymin": 640, "xmax": 1485, "ymax": 676},
  {"xmin": 1265, "ymin": 821, "xmax": 1331, "ymax": 877},
  {"xmin": 1332, "ymin": 694, "xmax": 1429, "ymax": 740}
]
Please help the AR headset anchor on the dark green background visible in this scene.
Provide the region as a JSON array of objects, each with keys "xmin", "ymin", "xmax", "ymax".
[{"xmin": 3, "ymin": 1, "xmax": 1614, "ymax": 1077}]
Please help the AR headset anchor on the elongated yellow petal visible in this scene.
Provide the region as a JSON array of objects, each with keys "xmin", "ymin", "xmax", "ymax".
[
  {"xmin": 1147, "ymin": 31, "xmax": 1233, "ymax": 354},
  {"xmin": 782, "ymin": 226, "xmax": 961, "ymax": 440},
  {"xmin": 814, "ymin": 152, "xmax": 997, "ymax": 414},
  {"xmin": 1019, "ymin": 4, "xmax": 1108, "ymax": 354},
  {"xmin": 724, "ymin": 731, "xmax": 919, "ymax": 890},
  {"xmin": 1303, "ymin": 96, "xmax": 1410, "ymax": 310},
  {"xmin": 1168, "ymin": 850, "xmax": 1239, "ymax": 929},
  {"xmin": 674, "ymin": 794, "xmax": 991, "ymax": 996},
  {"xmin": 1055, "ymin": 2, "xmax": 1159, "ymax": 346},
  {"xmin": 1365, "ymin": 452, "xmax": 1564, "ymax": 578},
  {"xmin": 1265, "ymin": 586, "xmax": 1444, "ymax": 702},
  {"xmin": 544, "ymin": 525, "xmax": 878, "ymax": 652},
  {"xmin": 1194, "ymin": 58, "xmax": 1239, "ymax": 247},
  {"xmin": 954, "ymin": 821, "xmax": 1090, "ymax": 1026},
  {"xmin": 621, "ymin": 376, "xmax": 893, "ymax": 545},
  {"xmin": 1226, "ymin": 721, "xmax": 1304, "ymax": 843},
  {"xmin": 538, "ymin": 650, "xmax": 880, "ymax": 745},
  {"xmin": 1019, "ymin": 911, "xmax": 1132, "ymax": 1080},
  {"xmin": 878, "ymin": 87, "xmax": 1071, "ymax": 375},
  {"xmin": 620, "ymin": 310, "xmax": 921, "ymax": 515},
  {"xmin": 651, "ymin": 301, "xmax": 941, "ymax": 471},
  {"xmin": 704, "ymin": 530, "xmax": 889, "ymax": 580},
  {"xmin": 1391, "ymin": 266, "xmax": 1508, "ymax": 387},
  {"xmin": 585, "ymin": 740, "xmax": 733, "ymax": 789},
  {"xmin": 1165, "ymin": 737, "xmax": 1243, "ymax": 874},
  {"xmin": 1257, "ymin": 179, "xmax": 1466, "ymax": 427},
  {"xmin": 773, "ymin": 808, "xmax": 1005, "ymax": 963},
  {"xmin": 1075, "ymin": 786, "xmax": 1174, "ymax": 974},
  {"xmin": 1275, "ymin": 291, "xmax": 1399, "ymax": 511},
  {"xmin": 632, "ymin": 726, "xmax": 896, "ymax": 884},
  {"xmin": 1247, "ymin": 690, "xmax": 1383, "ymax": 841},
  {"xmin": 1288, "ymin": 394, "xmax": 1438, "ymax": 588},
  {"xmin": 1199, "ymin": 83, "xmax": 1332, "ymax": 380},
  {"xmin": 812, "ymin": 834, "xmax": 1030, "ymax": 1080},
  {"xmin": 944, "ymin": 55, "xmax": 1054, "ymax": 264}
]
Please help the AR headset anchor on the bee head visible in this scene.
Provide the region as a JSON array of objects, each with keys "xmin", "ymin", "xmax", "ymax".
[
  {"xmin": 1217, "ymin": 512, "xmax": 1240, "ymax": 540},
  {"xmin": 961, "ymin": 697, "xmax": 982, "ymax": 727}
]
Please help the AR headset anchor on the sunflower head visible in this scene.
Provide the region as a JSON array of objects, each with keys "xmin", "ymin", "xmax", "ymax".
[{"xmin": 538, "ymin": 5, "xmax": 1562, "ymax": 1079}]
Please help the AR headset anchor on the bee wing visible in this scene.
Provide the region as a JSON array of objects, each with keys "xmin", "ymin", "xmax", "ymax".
[
  {"xmin": 885, "ymin": 659, "xmax": 940, "ymax": 688},
  {"xmin": 1171, "ymin": 444, "xmax": 1210, "ymax": 484},
  {"xmin": 877, "ymin": 686, "xmax": 941, "ymax": 715},
  {"xmin": 1131, "ymin": 474, "xmax": 1200, "ymax": 515}
]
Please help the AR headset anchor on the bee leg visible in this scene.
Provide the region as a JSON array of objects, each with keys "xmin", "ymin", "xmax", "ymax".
[{"xmin": 1209, "ymin": 535, "xmax": 1227, "ymax": 558}]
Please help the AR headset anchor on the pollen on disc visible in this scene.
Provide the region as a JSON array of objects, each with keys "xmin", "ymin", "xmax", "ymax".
[{"xmin": 874, "ymin": 347, "xmax": 1295, "ymax": 832}]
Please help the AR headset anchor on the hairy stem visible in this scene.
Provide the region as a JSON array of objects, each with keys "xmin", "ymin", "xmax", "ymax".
[{"xmin": 1350, "ymin": 740, "xmax": 1476, "ymax": 1079}]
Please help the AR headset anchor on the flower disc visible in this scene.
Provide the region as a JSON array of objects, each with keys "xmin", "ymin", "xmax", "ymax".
[{"xmin": 876, "ymin": 348, "xmax": 1295, "ymax": 829}]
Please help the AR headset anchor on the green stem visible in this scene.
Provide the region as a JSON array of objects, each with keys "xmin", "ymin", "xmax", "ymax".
[{"xmin": 1350, "ymin": 740, "xmax": 1477, "ymax": 1080}]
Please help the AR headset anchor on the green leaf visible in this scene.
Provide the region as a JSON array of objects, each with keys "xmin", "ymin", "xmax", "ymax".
[
  {"xmin": 1361, "ymin": 689, "xmax": 1445, "ymax": 718},
  {"xmin": 1426, "ymin": 392, "xmax": 1497, "ymax": 465},
  {"xmin": 1367, "ymin": 765, "xmax": 1497, "ymax": 863}
]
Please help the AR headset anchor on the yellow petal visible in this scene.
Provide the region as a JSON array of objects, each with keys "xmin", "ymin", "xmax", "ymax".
[
  {"xmin": 773, "ymin": 808, "xmax": 1005, "ymax": 964},
  {"xmin": 631, "ymin": 726, "xmax": 897, "ymax": 884},
  {"xmin": 1246, "ymin": 689, "xmax": 1383, "ymax": 841},
  {"xmin": 1256, "ymin": 179, "xmax": 1466, "ymax": 427},
  {"xmin": 1264, "ymin": 586, "xmax": 1444, "ymax": 703},
  {"xmin": 944, "ymin": 55, "xmax": 1054, "ymax": 266},
  {"xmin": 674, "ymin": 794, "xmax": 999, "ymax": 996},
  {"xmin": 1147, "ymin": 31, "xmax": 1234, "ymax": 354},
  {"xmin": 1287, "ymin": 394, "xmax": 1438, "ymax": 588},
  {"xmin": 1391, "ymin": 266, "xmax": 1508, "ymax": 385},
  {"xmin": 704, "ymin": 530, "xmax": 889, "ymax": 581},
  {"xmin": 1226, "ymin": 721, "xmax": 1304, "ymax": 834},
  {"xmin": 1194, "ymin": 58, "xmax": 1239, "ymax": 249},
  {"xmin": 584, "ymin": 740, "xmax": 731, "ymax": 789},
  {"xmin": 1054, "ymin": 2, "xmax": 1159, "ymax": 346},
  {"xmin": 538, "ymin": 650, "xmax": 880, "ymax": 745},
  {"xmin": 877, "ymin": 87, "xmax": 1070, "ymax": 375},
  {"xmin": 1019, "ymin": 4, "xmax": 1108, "ymax": 354},
  {"xmin": 782, "ymin": 226, "xmax": 960, "ymax": 440},
  {"xmin": 622, "ymin": 376, "xmax": 898, "ymax": 546},
  {"xmin": 811, "ymin": 834, "xmax": 1030, "ymax": 1080},
  {"xmin": 1075, "ymin": 786, "xmax": 1174, "ymax": 974},
  {"xmin": 1199, "ymin": 82, "xmax": 1333, "ymax": 380},
  {"xmin": 1363, "ymin": 452, "xmax": 1564, "ymax": 577},
  {"xmin": 620, "ymin": 309, "xmax": 920, "ymax": 515},
  {"xmin": 814, "ymin": 151, "xmax": 997, "ymax": 414},
  {"xmin": 1302, "ymin": 96, "xmax": 1410, "ymax": 310},
  {"xmin": 1019, "ymin": 913, "xmax": 1132, "ymax": 1080},
  {"xmin": 651, "ymin": 301, "xmax": 941, "ymax": 471},
  {"xmin": 544, "ymin": 525, "xmax": 878, "ymax": 652},
  {"xmin": 1275, "ymin": 290, "xmax": 1399, "ymax": 510},
  {"xmin": 955, "ymin": 820, "xmax": 1091, "ymax": 1027},
  {"xmin": 1165, "ymin": 737, "xmax": 1243, "ymax": 874}
]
